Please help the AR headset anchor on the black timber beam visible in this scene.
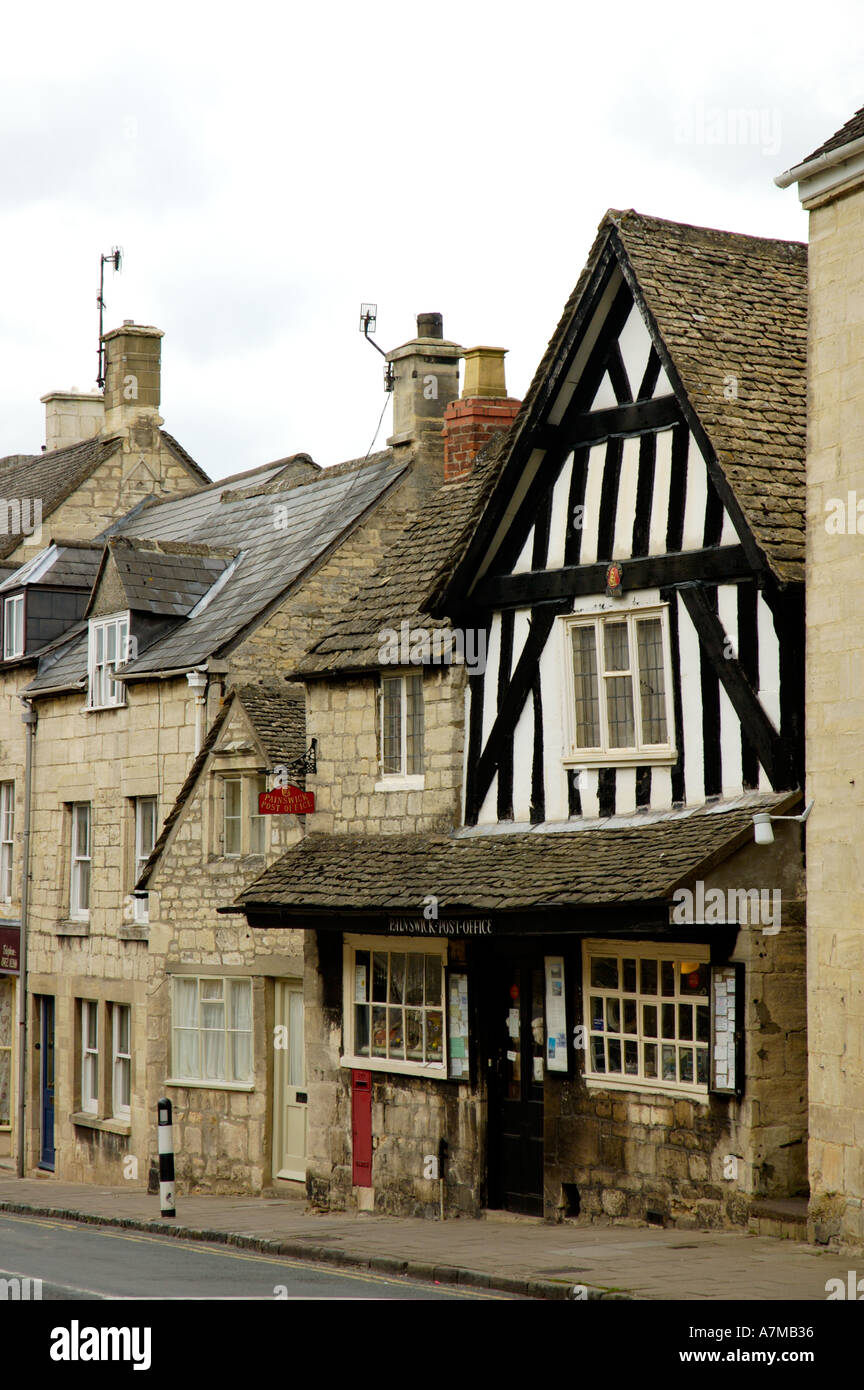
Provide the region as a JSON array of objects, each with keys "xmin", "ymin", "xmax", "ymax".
[{"xmin": 532, "ymin": 394, "xmax": 681, "ymax": 452}]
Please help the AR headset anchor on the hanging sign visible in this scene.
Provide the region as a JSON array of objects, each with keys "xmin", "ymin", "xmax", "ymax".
[
  {"xmin": 259, "ymin": 786, "xmax": 315, "ymax": 815},
  {"xmin": 0, "ymin": 925, "xmax": 20, "ymax": 974}
]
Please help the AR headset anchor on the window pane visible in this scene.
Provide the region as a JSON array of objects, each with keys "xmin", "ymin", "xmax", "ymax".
[
  {"xmin": 249, "ymin": 775, "xmax": 267, "ymax": 853},
  {"xmin": 661, "ymin": 961, "xmax": 676, "ymax": 997},
  {"xmin": 680, "ymin": 962, "xmax": 709, "ymax": 996},
  {"xmin": 229, "ymin": 980, "xmax": 251, "ymax": 1032},
  {"xmin": 372, "ymin": 952, "xmax": 388, "ymax": 1002},
  {"xmin": 644, "ymin": 1042, "xmax": 657, "ymax": 1077},
  {"xmin": 661, "ymin": 1003, "xmax": 675, "ymax": 1039},
  {"xmin": 117, "ymin": 1005, "xmax": 130, "ymax": 1054},
  {"xmin": 355, "ymin": 1005, "xmax": 370, "ymax": 1056},
  {"xmin": 678, "ymin": 1005, "xmax": 693, "ymax": 1041},
  {"xmin": 643, "ymin": 1004, "xmax": 657, "ymax": 1037},
  {"xmin": 679, "ymin": 1047, "xmax": 694, "ymax": 1083},
  {"xmin": 591, "ymin": 996, "xmax": 604, "ymax": 1030},
  {"xmin": 591, "ymin": 1036, "xmax": 606, "ymax": 1072},
  {"xmin": 388, "ymin": 954, "xmax": 405, "ymax": 1004},
  {"xmin": 405, "ymin": 955, "xmax": 423, "ymax": 1006},
  {"xmin": 387, "ymin": 1007, "xmax": 405, "ymax": 1058},
  {"xmin": 603, "ymin": 622, "xmax": 630, "ymax": 673},
  {"xmin": 622, "ymin": 958, "xmax": 637, "ymax": 993},
  {"xmin": 371, "ymin": 1005, "xmax": 386, "ymax": 1057},
  {"xmin": 405, "ymin": 1009, "xmax": 423, "ymax": 1059},
  {"xmin": 382, "ymin": 677, "xmax": 402, "ymax": 774},
  {"xmin": 624, "ymin": 1039, "xmax": 639, "ymax": 1075},
  {"xmin": 623, "ymin": 998, "xmax": 637, "ymax": 1034},
  {"xmin": 590, "ymin": 956, "xmax": 618, "ymax": 990},
  {"xmin": 202, "ymin": 1029, "xmax": 225, "ymax": 1079},
  {"xmin": 637, "ymin": 618, "xmax": 668, "ymax": 743},
  {"xmin": 641, "ymin": 958, "xmax": 657, "ymax": 994},
  {"xmin": 606, "ymin": 997, "xmax": 620, "ymax": 1033},
  {"xmin": 571, "ymin": 627, "xmax": 600, "ymax": 748},
  {"xmin": 406, "ymin": 674, "xmax": 424, "ymax": 775},
  {"xmin": 607, "ymin": 1038, "xmax": 621, "ymax": 1072},
  {"xmin": 661, "ymin": 1044, "xmax": 676, "ymax": 1080},
  {"xmin": 425, "ymin": 1010, "xmax": 443, "ymax": 1062},
  {"xmin": 201, "ymin": 979, "xmax": 223, "ymax": 1001},
  {"xmin": 424, "ymin": 955, "xmax": 442, "ymax": 1006},
  {"xmin": 696, "ymin": 1048, "xmax": 710, "ymax": 1085},
  {"xmin": 696, "ymin": 1006, "xmax": 710, "ymax": 1043},
  {"xmin": 605, "ymin": 675, "xmax": 635, "ymax": 747}
]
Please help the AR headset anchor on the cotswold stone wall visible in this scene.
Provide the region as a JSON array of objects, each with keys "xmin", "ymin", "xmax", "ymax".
[
  {"xmin": 306, "ymin": 667, "xmax": 465, "ymax": 836},
  {"xmin": 806, "ymin": 182, "xmax": 864, "ymax": 1245}
]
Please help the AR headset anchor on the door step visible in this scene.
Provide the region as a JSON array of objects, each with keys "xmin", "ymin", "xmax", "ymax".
[
  {"xmin": 748, "ymin": 1197, "xmax": 809, "ymax": 1240},
  {"xmin": 481, "ymin": 1208, "xmax": 545, "ymax": 1225}
]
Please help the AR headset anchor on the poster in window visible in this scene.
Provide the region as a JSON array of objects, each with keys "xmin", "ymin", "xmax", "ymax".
[
  {"xmin": 544, "ymin": 956, "xmax": 567, "ymax": 1072},
  {"xmin": 448, "ymin": 973, "xmax": 470, "ymax": 1079}
]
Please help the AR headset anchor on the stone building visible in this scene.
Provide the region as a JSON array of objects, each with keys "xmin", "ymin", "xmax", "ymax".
[
  {"xmin": 0, "ymin": 311, "xmax": 468, "ymax": 1188},
  {"xmin": 777, "ymin": 104, "xmax": 864, "ymax": 1245},
  {"xmin": 236, "ymin": 211, "xmax": 810, "ymax": 1228}
]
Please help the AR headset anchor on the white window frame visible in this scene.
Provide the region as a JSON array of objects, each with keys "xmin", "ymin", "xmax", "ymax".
[
  {"xmin": 70, "ymin": 802, "xmax": 91, "ymax": 921},
  {"xmin": 376, "ymin": 672, "xmax": 425, "ymax": 789},
  {"xmin": 561, "ymin": 604, "xmax": 677, "ymax": 767},
  {"xmin": 169, "ymin": 976, "xmax": 254, "ymax": 1088},
  {"xmin": 87, "ymin": 612, "xmax": 130, "ymax": 710},
  {"xmin": 220, "ymin": 774, "xmax": 268, "ymax": 857},
  {"xmin": 132, "ymin": 797, "xmax": 157, "ymax": 924},
  {"xmin": 3, "ymin": 594, "xmax": 23, "ymax": 660},
  {"xmin": 81, "ymin": 999, "xmax": 99, "ymax": 1114},
  {"xmin": 111, "ymin": 1003, "xmax": 131, "ymax": 1119},
  {"xmin": 582, "ymin": 940, "xmax": 711, "ymax": 1099},
  {"xmin": 0, "ymin": 782, "xmax": 14, "ymax": 902},
  {"xmin": 341, "ymin": 935, "xmax": 448, "ymax": 1078}
]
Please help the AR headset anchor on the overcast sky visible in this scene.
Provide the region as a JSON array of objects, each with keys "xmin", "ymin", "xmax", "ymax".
[{"xmin": 0, "ymin": 3, "xmax": 861, "ymax": 481}]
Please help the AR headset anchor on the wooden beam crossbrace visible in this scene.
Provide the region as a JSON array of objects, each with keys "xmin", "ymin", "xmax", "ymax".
[
  {"xmin": 532, "ymin": 395, "xmax": 681, "ymax": 453},
  {"xmin": 464, "ymin": 603, "xmax": 568, "ymax": 824},
  {"xmin": 677, "ymin": 585, "xmax": 790, "ymax": 790}
]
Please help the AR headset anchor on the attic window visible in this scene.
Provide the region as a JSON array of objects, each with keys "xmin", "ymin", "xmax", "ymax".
[
  {"xmin": 88, "ymin": 613, "xmax": 130, "ymax": 710},
  {"xmin": 3, "ymin": 594, "xmax": 24, "ymax": 660}
]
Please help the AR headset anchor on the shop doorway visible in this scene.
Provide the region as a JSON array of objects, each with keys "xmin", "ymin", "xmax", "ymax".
[{"xmin": 486, "ymin": 954, "xmax": 545, "ymax": 1215}]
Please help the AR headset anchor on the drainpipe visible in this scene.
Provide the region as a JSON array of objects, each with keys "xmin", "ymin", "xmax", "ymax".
[
  {"xmin": 185, "ymin": 670, "xmax": 209, "ymax": 757},
  {"xmin": 16, "ymin": 699, "xmax": 37, "ymax": 1178}
]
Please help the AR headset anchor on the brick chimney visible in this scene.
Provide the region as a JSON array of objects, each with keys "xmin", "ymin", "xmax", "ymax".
[
  {"xmin": 443, "ymin": 347, "xmax": 521, "ymax": 482},
  {"xmin": 41, "ymin": 390, "xmax": 105, "ymax": 452},
  {"xmin": 102, "ymin": 321, "xmax": 164, "ymax": 439},
  {"xmin": 386, "ymin": 313, "xmax": 463, "ymax": 448}
]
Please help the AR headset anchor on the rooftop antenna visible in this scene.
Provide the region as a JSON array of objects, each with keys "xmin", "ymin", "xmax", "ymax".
[
  {"xmin": 97, "ymin": 247, "xmax": 123, "ymax": 389},
  {"xmin": 359, "ymin": 303, "xmax": 394, "ymax": 392}
]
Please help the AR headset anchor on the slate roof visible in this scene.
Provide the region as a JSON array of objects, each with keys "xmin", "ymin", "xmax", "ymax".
[
  {"xmin": 0, "ymin": 540, "xmax": 103, "ymax": 592},
  {"xmin": 91, "ymin": 537, "xmax": 235, "ymax": 617},
  {"xmin": 136, "ymin": 684, "xmax": 306, "ymax": 890},
  {"xmin": 0, "ymin": 430, "xmax": 210, "ymax": 563},
  {"xmin": 23, "ymin": 449, "xmax": 407, "ymax": 694},
  {"xmin": 433, "ymin": 210, "xmax": 807, "ymax": 598},
  {"xmin": 293, "ymin": 435, "xmax": 506, "ymax": 677},
  {"xmin": 234, "ymin": 796, "xmax": 792, "ymax": 914},
  {"xmin": 801, "ymin": 104, "xmax": 864, "ymax": 164}
]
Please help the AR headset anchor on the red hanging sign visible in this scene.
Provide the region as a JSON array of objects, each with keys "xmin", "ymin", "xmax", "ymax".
[{"xmin": 259, "ymin": 786, "xmax": 315, "ymax": 816}]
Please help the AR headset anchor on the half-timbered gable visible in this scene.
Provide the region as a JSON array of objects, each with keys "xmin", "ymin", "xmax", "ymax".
[{"xmin": 436, "ymin": 210, "xmax": 806, "ymax": 829}]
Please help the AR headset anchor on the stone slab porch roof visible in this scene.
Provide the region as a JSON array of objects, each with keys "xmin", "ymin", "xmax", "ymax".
[
  {"xmin": 135, "ymin": 683, "xmax": 306, "ymax": 890},
  {"xmin": 430, "ymin": 209, "xmax": 807, "ymax": 600},
  {"xmin": 234, "ymin": 796, "xmax": 792, "ymax": 915},
  {"xmin": 801, "ymin": 103, "xmax": 864, "ymax": 163}
]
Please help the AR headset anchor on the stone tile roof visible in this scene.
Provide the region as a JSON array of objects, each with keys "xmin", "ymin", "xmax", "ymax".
[
  {"xmin": 801, "ymin": 104, "xmax": 864, "ymax": 164},
  {"xmin": 23, "ymin": 450, "xmax": 408, "ymax": 693},
  {"xmin": 95, "ymin": 537, "xmax": 235, "ymax": 616},
  {"xmin": 293, "ymin": 435, "xmax": 506, "ymax": 677},
  {"xmin": 434, "ymin": 210, "xmax": 807, "ymax": 596},
  {"xmin": 0, "ymin": 540, "xmax": 103, "ymax": 592},
  {"xmin": 235, "ymin": 683, "xmax": 306, "ymax": 767},
  {"xmin": 136, "ymin": 684, "xmax": 306, "ymax": 889},
  {"xmin": 234, "ymin": 798, "xmax": 788, "ymax": 913}
]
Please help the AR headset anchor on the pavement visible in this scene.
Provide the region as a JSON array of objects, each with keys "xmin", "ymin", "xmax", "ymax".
[{"xmin": 0, "ymin": 1175, "xmax": 857, "ymax": 1301}]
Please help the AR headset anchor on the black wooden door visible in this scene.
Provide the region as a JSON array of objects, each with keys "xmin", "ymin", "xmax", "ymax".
[{"xmin": 487, "ymin": 956, "xmax": 544, "ymax": 1215}]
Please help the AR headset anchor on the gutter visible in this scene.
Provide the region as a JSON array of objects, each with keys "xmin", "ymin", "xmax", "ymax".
[{"xmin": 775, "ymin": 131, "xmax": 864, "ymax": 188}]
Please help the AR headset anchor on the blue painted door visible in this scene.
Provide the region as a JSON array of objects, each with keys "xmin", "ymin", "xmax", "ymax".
[{"xmin": 39, "ymin": 996, "xmax": 54, "ymax": 1169}]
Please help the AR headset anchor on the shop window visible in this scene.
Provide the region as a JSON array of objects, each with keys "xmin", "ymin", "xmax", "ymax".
[
  {"xmin": 170, "ymin": 976, "xmax": 253, "ymax": 1086},
  {"xmin": 342, "ymin": 936, "xmax": 447, "ymax": 1077}
]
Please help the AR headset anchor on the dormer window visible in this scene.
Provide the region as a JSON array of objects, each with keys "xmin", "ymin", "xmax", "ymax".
[
  {"xmin": 88, "ymin": 613, "xmax": 130, "ymax": 710},
  {"xmin": 3, "ymin": 595, "xmax": 24, "ymax": 660}
]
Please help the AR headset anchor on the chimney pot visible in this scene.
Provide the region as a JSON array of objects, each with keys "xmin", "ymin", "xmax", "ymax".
[{"xmin": 416, "ymin": 312, "xmax": 443, "ymax": 339}]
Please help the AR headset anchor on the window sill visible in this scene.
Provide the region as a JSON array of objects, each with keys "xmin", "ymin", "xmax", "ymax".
[
  {"xmin": 164, "ymin": 1078, "xmax": 255, "ymax": 1092},
  {"xmin": 374, "ymin": 775, "xmax": 425, "ymax": 792},
  {"xmin": 119, "ymin": 924, "xmax": 149, "ymax": 941},
  {"xmin": 563, "ymin": 750, "xmax": 678, "ymax": 769},
  {"xmin": 584, "ymin": 1077, "xmax": 710, "ymax": 1102},
  {"xmin": 70, "ymin": 1113, "xmax": 131, "ymax": 1135},
  {"xmin": 56, "ymin": 918, "xmax": 90, "ymax": 937},
  {"xmin": 81, "ymin": 703, "xmax": 128, "ymax": 714},
  {"xmin": 340, "ymin": 1054, "xmax": 447, "ymax": 1080}
]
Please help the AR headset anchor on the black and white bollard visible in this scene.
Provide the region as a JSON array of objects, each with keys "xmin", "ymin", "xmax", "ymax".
[{"xmin": 157, "ymin": 1097, "xmax": 176, "ymax": 1218}]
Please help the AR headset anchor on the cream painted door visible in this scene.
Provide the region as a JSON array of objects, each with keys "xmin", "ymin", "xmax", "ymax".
[{"xmin": 273, "ymin": 981, "xmax": 306, "ymax": 1181}]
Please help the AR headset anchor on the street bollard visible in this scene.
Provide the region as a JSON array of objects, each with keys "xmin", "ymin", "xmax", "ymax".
[{"xmin": 157, "ymin": 1097, "xmax": 176, "ymax": 1218}]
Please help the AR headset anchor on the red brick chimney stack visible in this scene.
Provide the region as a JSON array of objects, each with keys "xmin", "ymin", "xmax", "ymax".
[{"xmin": 442, "ymin": 346, "xmax": 521, "ymax": 482}]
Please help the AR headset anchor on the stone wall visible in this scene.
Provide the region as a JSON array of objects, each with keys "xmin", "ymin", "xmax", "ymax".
[{"xmin": 806, "ymin": 181, "xmax": 864, "ymax": 1245}]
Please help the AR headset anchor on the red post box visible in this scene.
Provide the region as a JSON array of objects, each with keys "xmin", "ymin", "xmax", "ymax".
[{"xmin": 351, "ymin": 1069, "xmax": 373, "ymax": 1187}]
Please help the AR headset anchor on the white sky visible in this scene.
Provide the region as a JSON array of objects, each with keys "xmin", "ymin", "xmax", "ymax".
[{"xmin": 0, "ymin": 1, "xmax": 861, "ymax": 480}]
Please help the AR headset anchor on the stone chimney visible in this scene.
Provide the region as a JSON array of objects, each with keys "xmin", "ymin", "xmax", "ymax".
[
  {"xmin": 386, "ymin": 313, "xmax": 463, "ymax": 448},
  {"xmin": 442, "ymin": 346, "xmax": 521, "ymax": 482},
  {"xmin": 102, "ymin": 321, "xmax": 164, "ymax": 438},
  {"xmin": 41, "ymin": 390, "xmax": 105, "ymax": 452}
]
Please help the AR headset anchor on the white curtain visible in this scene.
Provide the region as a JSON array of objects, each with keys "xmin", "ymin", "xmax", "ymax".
[
  {"xmin": 174, "ymin": 978, "xmax": 199, "ymax": 1078},
  {"xmin": 229, "ymin": 980, "xmax": 252, "ymax": 1082}
]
